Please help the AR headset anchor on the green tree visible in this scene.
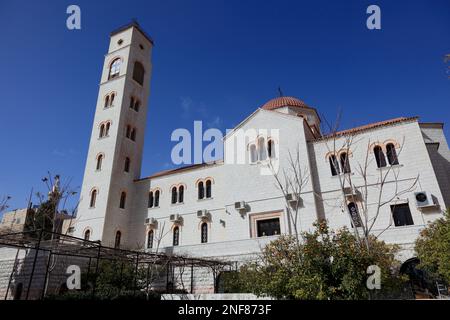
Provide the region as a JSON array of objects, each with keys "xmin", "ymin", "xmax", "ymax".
[
  {"xmin": 227, "ymin": 221, "xmax": 407, "ymax": 299},
  {"xmin": 415, "ymin": 209, "xmax": 450, "ymax": 284}
]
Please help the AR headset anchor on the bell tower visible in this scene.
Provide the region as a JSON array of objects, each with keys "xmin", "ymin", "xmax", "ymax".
[{"xmin": 74, "ymin": 21, "xmax": 153, "ymax": 248}]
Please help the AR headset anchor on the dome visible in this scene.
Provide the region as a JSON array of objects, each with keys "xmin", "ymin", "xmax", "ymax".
[{"xmin": 261, "ymin": 96, "xmax": 310, "ymax": 110}]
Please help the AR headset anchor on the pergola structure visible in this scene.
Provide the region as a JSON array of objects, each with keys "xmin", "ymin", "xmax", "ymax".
[{"xmin": 0, "ymin": 230, "xmax": 234, "ymax": 300}]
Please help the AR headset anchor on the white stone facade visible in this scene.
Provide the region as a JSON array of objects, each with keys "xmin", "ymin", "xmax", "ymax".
[{"xmin": 73, "ymin": 23, "xmax": 449, "ymax": 267}]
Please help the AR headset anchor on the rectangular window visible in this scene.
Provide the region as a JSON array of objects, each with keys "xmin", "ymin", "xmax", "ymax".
[
  {"xmin": 256, "ymin": 218, "xmax": 280, "ymax": 237},
  {"xmin": 391, "ymin": 203, "xmax": 414, "ymax": 226}
]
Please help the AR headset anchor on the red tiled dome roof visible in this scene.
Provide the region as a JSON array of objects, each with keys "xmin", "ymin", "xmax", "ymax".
[{"xmin": 261, "ymin": 96, "xmax": 310, "ymax": 110}]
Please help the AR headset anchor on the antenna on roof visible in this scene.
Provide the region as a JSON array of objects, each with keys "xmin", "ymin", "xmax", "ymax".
[{"xmin": 278, "ymin": 87, "xmax": 284, "ymax": 97}]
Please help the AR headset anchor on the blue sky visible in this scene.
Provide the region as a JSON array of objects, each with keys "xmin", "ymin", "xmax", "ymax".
[{"xmin": 0, "ymin": 0, "xmax": 449, "ymax": 214}]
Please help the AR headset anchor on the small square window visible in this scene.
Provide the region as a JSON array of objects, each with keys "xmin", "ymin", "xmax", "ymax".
[
  {"xmin": 391, "ymin": 203, "xmax": 414, "ymax": 226},
  {"xmin": 256, "ymin": 218, "xmax": 280, "ymax": 237}
]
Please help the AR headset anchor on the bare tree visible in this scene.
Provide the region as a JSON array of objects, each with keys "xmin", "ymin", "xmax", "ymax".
[
  {"xmin": 321, "ymin": 112, "xmax": 419, "ymax": 252},
  {"xmin": 0, "ymin": 195, "xmax": 11, "ymax": 214},
  {"xmin": 268, "ymin": 148, "xmax": 310, "ymax": 246}
]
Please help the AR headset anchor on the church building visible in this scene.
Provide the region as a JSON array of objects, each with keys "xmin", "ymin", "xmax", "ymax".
[{"xmin": 73, "ymin": 22, "xmax": 450, "ymax": 267}]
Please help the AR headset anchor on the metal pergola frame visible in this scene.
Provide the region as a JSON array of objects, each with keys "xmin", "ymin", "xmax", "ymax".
[{"xmin": 0, "ymin": 229, "xmax": 233, "ymax": 300}]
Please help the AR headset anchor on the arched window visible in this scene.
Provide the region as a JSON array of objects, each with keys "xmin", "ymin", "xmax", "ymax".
[
  {"xmin": 206, "ymin": 180, "xmax": 212, "ymax": 198},
  {"xmin": 201, "ymin": 222, "xmax": 208, "ymax": 243},
  {"xmin": 89, "ymin": 189, "xmax": 97, "ymax": 208},
  {"xmin": 124, "ymin": 157, "xmax": 130, "ymax": 172},
  {"xmin": 109, "ymin": 58, "xmax": 122, "ymax": 80},
  {"xmin": 132, "ymin": 61, "xmax": 145, "ymax": 85},
  {"xmin": 104, "ymin": 95, "xmax": 110, "ymax": 108},
  {"xmin": 130, "ymin": 128, "xmax": 136, "ymax": 141},
  {"xmin": 110, "ymin": 93, "xmax": 115, "ymax": 106},
  {"xmin": 374, "ymin": 146, "xmax": 387, "ymax": 168},
  {"xmin": 329, "ymin": 155, "xmax": 340, "ymax": 176},
  {"xmin": 268, "ymin": 140, "xmax": 276, "ymax": 159},
  {"xmin": 114, "ymin": 231, "xmax": 121, "ymax": 248},
  {"xmin": 154, "ymin": 190, "xmax": 160, "ymax": 207},
  {"xmin": 198, "ymin": 181, "xmax": 205, "ymax": 199},
  {"xmin": 173, "ymin": 226, "xmax": 179, "ymax": 246},
  {"xmin": 171, "ymin": 187, "xmax": 178, "ymax": 204},
  {"xmin": 147, "ymin": 230, "xmax": 154, "ymax": 249},
  {"xmin": 258, "ymin": 137, "xmax": 267, "ymax": 161},
  {"xmin": 84, "ymin": 229, "xmax": 91, "ymax": 241},
  {"xmin": 129, "ymin": 97, "xmax": 135, "ymax": 109},
  {"xmin": 134, "ymin": 100, "xmax": 140, "ymax": 112},
  {"xmin": 105, "ymin": 122, "xmax": 111, "ymax": 136},
  {"xmin": 386, "ymin": 143, "xmax": 399, "ymax": 165},
  {"xmin": 99, "ymin": 124, "xmax": 105, "ymax": 138},
  {"xmin": 119, "ymin": 192, "xmax": 126, "ymax": 209},
  {"xmin": 96, "ymin": 154, "xmax": 103, "ymax": 171},
  {"xmin": 340, "ymin": 152, "xmax": 351, "ymax": 173},
  {"xmin": 250, "ymin": 144, "xmax": 257, "ymax": 163},
  {"xmin": 126, "ymin": 125, "xmax": 131, "ymax": 138},
  {"xmin": 178, "ymin": 185, "xmax": 184, "ymax": 203},
  {"xmin": 148, "ymin": 191, "xmax": 154, "ymax": 208}
]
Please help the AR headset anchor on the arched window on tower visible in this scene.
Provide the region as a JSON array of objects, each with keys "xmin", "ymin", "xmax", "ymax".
[
  {"xmin": 119, "ymin": 192, "xmax": 126, "ymax": 209},
  {"xmin": 329, "ymin": 155, "xmax": 340, "ymax": 176},
  {"xmin": 89, "ymin": 189, "xmax": 97, "ymax": 208},
  {"xmin": 109, "ymin": 58, "xmax": 122, "ymax": 80},
  {"xmin": 114, "ymin": 231, "xmax": 121, "ymax": 248},
  {"xmin": 134, "ymin": 100, "xmax": 140, "ymax": 112},
  {"xmin": 154, "ymin": 190, "xmax": 160, "ymax": 207},
  {"xmin": 104, "ymin": 95, "xmax": 110, "ymax": 108},
  {"xmin": 171, "ymin": 187, "xmax": 178, "ymax": 204},
  {"xmin": 258, "ymin": 137, "xmax": 267, "ymax": 161},
  {"xmin": 130, "ymin": 128, "xmax": 136, "ymax": 141},
  {"xmin": 105, "ymin": 122, "xmax": 111, "ymax": 136},
  {"xmin": 198, "ymin": 181, "xmax": 205, "ymax": 200},
  {"xmin": 148, "ymin": 191, "xmax": 154, "ymax": 208},
  {"xmin": 205, "ymin": 180, "xmax": 212, "ymax": 198},
  {"xmin": 386, "ymin": 143, "xmax": 399, "ymax": 165},
  {"xmin": 374, "ymin": 146, "xmax": 387, "ymax": 168},
  {"xmin": 340, "ymin": 152, "xmax": 351, "ymax": 173},
  {"xmin": 124, "ymin": 157, "xmax": 130, "ymax": 172},
  {"xmin": 84, "ymin": 229, "xmax": 91, "ymax": 241},
  {"xmin": 129, "ymin": 97, "xmax": 135, "ymax": 109},
  {"xmin": 201, "ymin": 222, "xmax": 208, "ymax": 243},
  {"xmin": 99, "ymin": 124, "xmax": 105, "ymax": 138},
  {"xmin": 268, "ymin": 139, "xmax": 276, "ymax": 159},
  {"xmin": 96, "ymin": 154, "xmax": 103, "ymax": 171},
  {"xmin": 147, "ymin": 230, "xmax": 154, "ymax": 249},
  {"xmin": 126, "ymin": 125, "xmax": 131, "ymax": 139},
  {"xmin": 178, "ymin": 185, "xmax": 184, "ymax": 203},
  {"xmin": 132, "ymin": 61, "xmax": 145, "ymax": 85},
  {"xmin": 249, "ymin": 144, "xmax": 257, "ymax": 163},
  {"xmin": 173, "ymin": 226, "xmax": 179, "ymax": 246},
  {"xmin": 110, "ymin": 93, "xmax": 115, "ymax": 106}
]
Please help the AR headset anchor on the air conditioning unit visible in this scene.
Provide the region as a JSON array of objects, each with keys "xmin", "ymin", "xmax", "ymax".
[
  {"xmin": 414, "ymin": 191, "xmax": 436, "ymax": 208},
  {"xmin": 197, "ymin": 210, "xmax": 211, "ymax": 219},
  {"xmin": 234, "ymin": 201, "xmax": 246, "ymax": 211},
  {"xmin": 169, "ymin": 214, "xmax": 182, "ymax": 222},
  {"xmin": 285, "ymin": 193, "xmax": 299, "ymax": 203},
  {"xmin": 145, "ymin": 217, "xmax": 157, "ymax": 227}
]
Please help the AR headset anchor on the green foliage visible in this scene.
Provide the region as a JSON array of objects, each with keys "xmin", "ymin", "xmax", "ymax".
[
  {"xmin": 226, "ymin": 221, "xmax": 407, "ymax": 299},
  {"xmin": 46, "ymin": 259, "xmax": 161, "ymax": 300},
  {"xmin": 415, "ymin": 209, "xmax": 450, "ymax": 283}
]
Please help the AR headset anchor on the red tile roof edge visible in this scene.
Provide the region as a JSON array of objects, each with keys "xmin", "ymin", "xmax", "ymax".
[{"xmin": 314, "ymin": 116, "xmax": 419, "ymax": 142}]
